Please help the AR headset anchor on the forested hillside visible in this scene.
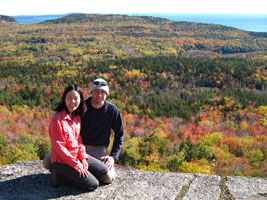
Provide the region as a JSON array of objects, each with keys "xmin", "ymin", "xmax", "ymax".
[{"xmin": 0, "ymin": 14, "xmax": 266, "ymax": 177}]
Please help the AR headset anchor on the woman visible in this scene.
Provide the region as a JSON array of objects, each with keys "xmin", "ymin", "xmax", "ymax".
[{"xmin": 49, "ymin": 84, "xmax": 108, "ymax": 191}]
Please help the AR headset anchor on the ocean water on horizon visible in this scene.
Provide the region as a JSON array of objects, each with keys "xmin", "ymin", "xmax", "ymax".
[
  {"xmin": 13, "ymin": 13, "xmax": 267, "ymax": 33},
  {"xmin": 163, "ymin": 13, "xmax": 267, "ymax": 33},
  {"xmin": 136, "ymin": 13, "xmax": 267, "ymax": 33},
  {"xmin": 13, "ymin": 14, "xmax": 68, "ymax": 23}
]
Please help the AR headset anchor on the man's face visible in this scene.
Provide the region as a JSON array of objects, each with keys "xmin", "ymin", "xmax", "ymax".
[{"xmin": 91, "ymin": 89, "xmax": 107, "ymax": 107}]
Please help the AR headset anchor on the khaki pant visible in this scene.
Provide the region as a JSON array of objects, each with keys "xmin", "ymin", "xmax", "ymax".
[
  {"xmin": 85, "ymin": 145, "xmax": 116, "ymax": 183},
  {"xmin": 43, "ymin": 146, "xmax": 116, "ymax": 184}
]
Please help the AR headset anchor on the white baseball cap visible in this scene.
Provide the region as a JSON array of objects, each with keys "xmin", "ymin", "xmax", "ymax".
[{"xmin": 90, "ymin": 78, "xmax": 109, "ymax": 95}]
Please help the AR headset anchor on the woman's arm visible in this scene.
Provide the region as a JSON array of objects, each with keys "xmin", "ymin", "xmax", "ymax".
[{"xmin": 77, "ymin": 134, "xmax": 89, "ymax": 162}]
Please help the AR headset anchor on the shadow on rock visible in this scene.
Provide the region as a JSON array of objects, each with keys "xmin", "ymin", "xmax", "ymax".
[{"xmin": 0, "ymin": 173, "xmax": 91, "ymax": 200}]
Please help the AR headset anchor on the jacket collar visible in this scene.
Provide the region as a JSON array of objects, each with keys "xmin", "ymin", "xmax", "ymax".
[{"xmin": 61, "ymin": 109, "xmax": 78, "ymax": 121}]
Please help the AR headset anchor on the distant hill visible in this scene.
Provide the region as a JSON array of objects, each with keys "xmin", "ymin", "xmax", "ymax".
[
  {"xmin": 41, "ymin": 13, "xmax": 169, "ymax": 24},
  {"xmin": 41, "ymin": 13, "xmax": 267, "ymax": 45},
  {"xmin": 1, "ymin": 13, "xmax": 266, "ymax": 55},
  {"xmin": 0, "ymin": 15, "xmax": 17, "ymax": 23},
  {"xmin": 41, "ymin": 13, "xmax": 266, "ymax": 36},
  {"xmin": 42, "ymin": 13, "xmax": 238, "ymax": 33}
]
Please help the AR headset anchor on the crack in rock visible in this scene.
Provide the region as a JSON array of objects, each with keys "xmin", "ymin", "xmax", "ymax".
[
  {"xmin": 219, "ymin": 176, "xmax": 235, "ymax": 200},
  {"xmin": 182, "ymin": 174, "xmax": 221, "ymax": 200},
  {"xmin": 175, "ymin": 174, "xmax": 196, "ymax": 200}
]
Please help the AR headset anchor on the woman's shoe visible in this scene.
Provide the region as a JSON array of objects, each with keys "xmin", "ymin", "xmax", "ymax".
[{"xmin": 50, "ymin": 169, "xmax": 59, "ymax": 187}]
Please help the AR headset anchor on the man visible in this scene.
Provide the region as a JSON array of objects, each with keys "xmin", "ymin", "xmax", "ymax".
[
  {"xmin": 44, "ymin": 78, "xmax": 124, "ymax": 184},
  {"xmin": 81, "ymin": 78, "xmax": 124, "ymax": 183}
]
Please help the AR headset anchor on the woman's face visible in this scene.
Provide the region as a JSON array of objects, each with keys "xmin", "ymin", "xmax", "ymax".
[{"xmin": 65, "ymin": 90, "xmax": 81, "ymax": 114}]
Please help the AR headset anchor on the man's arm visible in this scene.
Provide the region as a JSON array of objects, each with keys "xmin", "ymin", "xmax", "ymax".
[{"xmin": 110, "ymin": 108, "xmax": 124, "ymax": 160}]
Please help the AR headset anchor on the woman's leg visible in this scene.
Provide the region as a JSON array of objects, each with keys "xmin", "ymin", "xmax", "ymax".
[{"xmin": 50, "ymin": 162, "xmax": 99, "ymax": 191}]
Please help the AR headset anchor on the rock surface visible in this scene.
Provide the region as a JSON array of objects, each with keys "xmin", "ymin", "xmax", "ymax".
[{"xmin": 0, "ymin": 161, "xmax": 266, "ymax": 200}]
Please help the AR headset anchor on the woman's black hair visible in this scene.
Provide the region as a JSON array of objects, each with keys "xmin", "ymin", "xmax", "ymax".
[{"xmin": 55, "ymin": 84, "xmax": 85, "ymax": 117}]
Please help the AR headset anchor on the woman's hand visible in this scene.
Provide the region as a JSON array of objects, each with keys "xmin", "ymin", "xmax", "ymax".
[
  {"xmin": 82, "ymin": 158, "xmax": 88, "ymax": 170},
  {"xmin": 102, "ymin": 156, "xmax": 115, "ymax": 170},
  {"xmin": 78, "ymin": 160, "xmax": 89, "ymax": 178}
]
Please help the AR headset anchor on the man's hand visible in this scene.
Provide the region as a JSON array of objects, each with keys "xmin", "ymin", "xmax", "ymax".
[{"xmin": 102, "ymin": 156, "xmax": 115, "ymax": 169}]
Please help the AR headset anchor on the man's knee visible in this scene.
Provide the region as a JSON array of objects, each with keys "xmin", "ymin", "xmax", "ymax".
[
  {"xmin": 100, "ymin": 167, "xmax": 116, "ymax": 184},
  {"xmin": 43, "ymin": 153, "xmax": 51, "ymax": 169}
]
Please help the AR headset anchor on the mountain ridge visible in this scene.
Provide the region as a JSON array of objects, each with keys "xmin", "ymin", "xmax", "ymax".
[
  {"xmin": 38, "ymin": 13, "xmax": 267, "ymax": 49},
  {"xmin": 9, "ymin": 13, "xmax": 267, "ymax": 32},
  {"xmin": 41, "ymin": 13, "xmax": 177, "ymax": 24},
  {"xmin": 42, "ymin": 13, "xmax": 237, "ymax": 30},
  {"xmin": 40, "ymin": 13, "xmax": 267, "ymax": 39}
]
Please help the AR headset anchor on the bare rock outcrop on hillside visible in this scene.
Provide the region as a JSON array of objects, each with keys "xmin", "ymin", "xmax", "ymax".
[
  {"xmin": 0, "ymin": 161, "xmax": 266, "ymax": 200},
  {"xmin": 0, "ymin": 15, "xmax": 17, "ymax": 23}
]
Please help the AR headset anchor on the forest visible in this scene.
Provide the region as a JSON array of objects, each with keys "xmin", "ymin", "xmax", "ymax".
[{"xmin": 0, "ymin": 14, "xmax": 266, "ymax": 177}]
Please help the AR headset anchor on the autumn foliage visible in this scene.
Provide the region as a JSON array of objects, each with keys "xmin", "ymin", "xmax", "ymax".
[{"xmin": 0, "ymin": 14, "xmax": 266, "ymax": 177}]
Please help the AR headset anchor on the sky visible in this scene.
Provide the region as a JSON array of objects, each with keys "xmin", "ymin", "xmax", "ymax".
[{"xmin": 0, "ymin": 0, "xmax": 266, "ymax": 16}]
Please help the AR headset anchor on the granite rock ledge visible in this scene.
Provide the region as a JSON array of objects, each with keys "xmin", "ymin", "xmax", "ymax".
[{"xmin": 0, "ymin": 161, "xmax": 266, "ymax": 200}]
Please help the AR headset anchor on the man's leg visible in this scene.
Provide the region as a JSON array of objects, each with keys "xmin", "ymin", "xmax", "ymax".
[
  {"xmin": 85, "ymin": 145, "xmax": 116, "ymax": 183},
  {"xmin": 98, "ymin": 161, "xmax": 116, "ymax": 184},
  {"xmin": 87, "ymin": 155, "xmax": 110, "ymax": 181}
]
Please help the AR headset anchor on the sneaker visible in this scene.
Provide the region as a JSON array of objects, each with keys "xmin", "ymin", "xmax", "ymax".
[{"xmin": 50, "ymin": 169, "xmax": 59, "ymax": 187}]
